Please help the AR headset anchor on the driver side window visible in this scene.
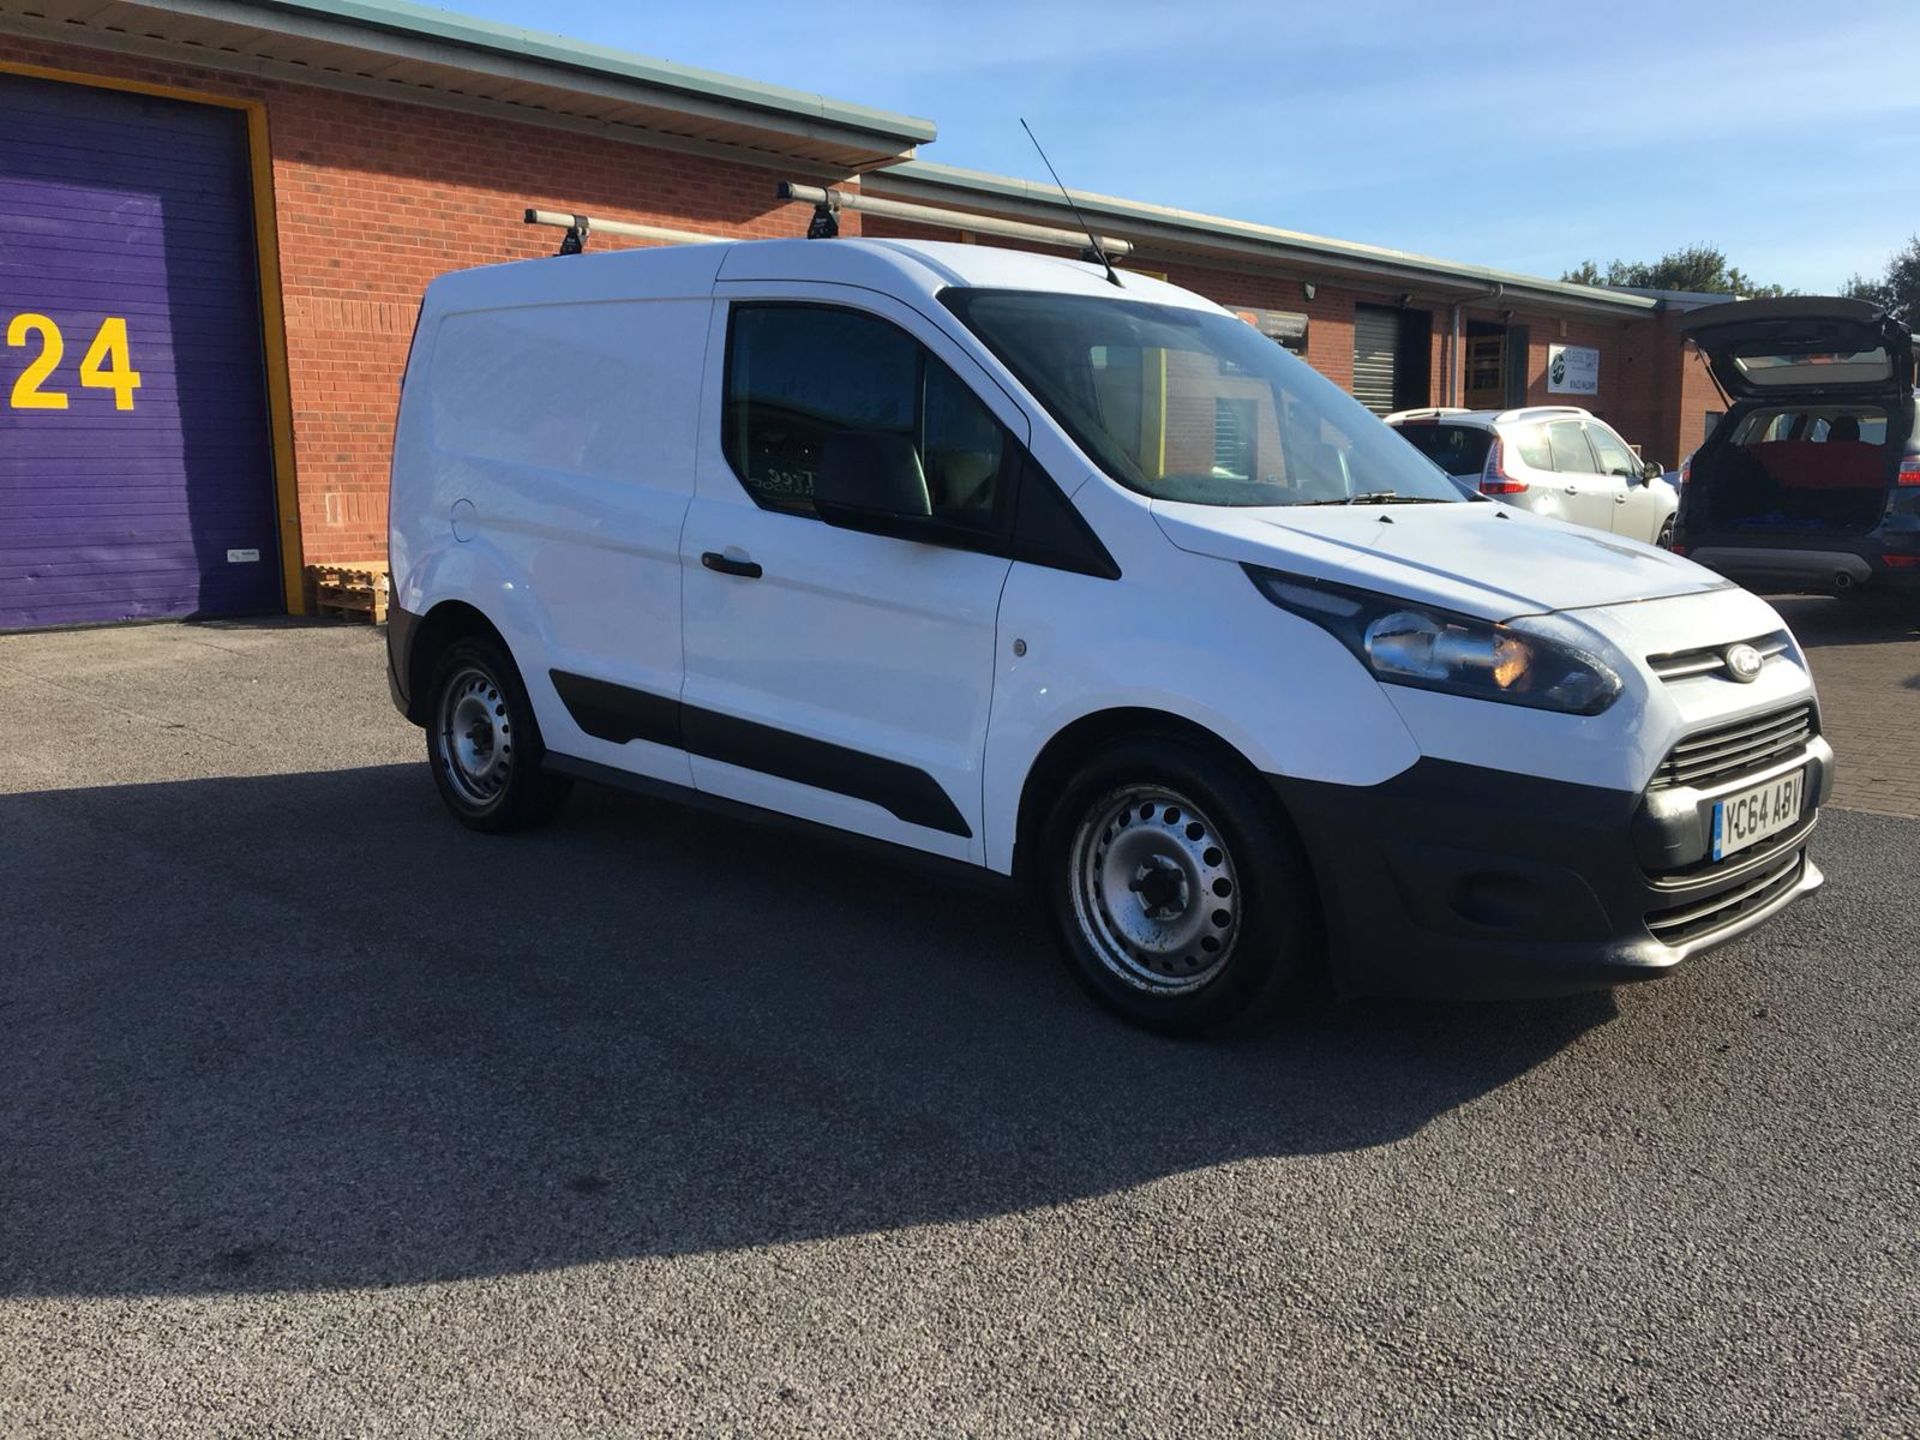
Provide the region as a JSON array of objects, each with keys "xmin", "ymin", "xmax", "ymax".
[{"xmin": 723, "ymin": 303, "xmax": 1007, "ymax": 531}]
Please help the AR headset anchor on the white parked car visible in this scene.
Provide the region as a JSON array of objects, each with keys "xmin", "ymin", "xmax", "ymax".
[
  {"xmin": 387, "ymin": 239, "xmax": 1830, "ymax": 1034},
  {"xmin": 1387, "ymin": 405, "xmax": 1679, "ymax": 547}
]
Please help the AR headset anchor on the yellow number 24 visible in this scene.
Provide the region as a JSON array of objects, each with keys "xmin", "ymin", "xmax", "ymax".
[{"xmin": 6, "ymin": 315, "xmax": 142, "ymax": 411}]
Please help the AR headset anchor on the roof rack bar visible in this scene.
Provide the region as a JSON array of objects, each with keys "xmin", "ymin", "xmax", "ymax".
[
  {"xmin": 1491, "ymin": 404, "xmax": 1589, "ymax": 423},
  {"xmin": 778, "ymin": 182, "xmax": 1135, "ymax": 259},
  {"xmin": 524, "ymin": 208, "xmax": 725, "ymax": 253}
]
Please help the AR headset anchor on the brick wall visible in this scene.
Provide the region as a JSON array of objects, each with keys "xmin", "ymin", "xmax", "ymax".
[
  {"xmin": 1675, "ymin": 344, "xmax": 1726, "ymax": 464},
  {"xmin": 1616, "ymin": 310, "xmax": 1729, "ymax": 471},
  {"xmin": 8, "ymin": 36, "xmax": 840, "ymax": 567},
  {"xmin": 1509, "ymin": 312, "xmax": 1633, "ymax": 434},
  {"xmin": 9, "ymin": 39, "xmax": 1697, "ymax": 576}
]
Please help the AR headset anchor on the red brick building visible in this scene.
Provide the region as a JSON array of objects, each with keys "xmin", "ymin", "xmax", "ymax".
[{"xmin": 0, "ymin": 0, "xmax": 1717, "ymax": 627}]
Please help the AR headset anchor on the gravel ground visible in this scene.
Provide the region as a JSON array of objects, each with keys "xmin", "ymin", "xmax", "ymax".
[{"xmin": 0, "ymin": 619, "xmax": 1915, "ymax": 1438}]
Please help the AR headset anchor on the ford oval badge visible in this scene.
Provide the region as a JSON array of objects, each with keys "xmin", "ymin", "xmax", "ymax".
[{"xmin": 1725, "ymin": 643, "xmax": 1764, "ymax": 683}]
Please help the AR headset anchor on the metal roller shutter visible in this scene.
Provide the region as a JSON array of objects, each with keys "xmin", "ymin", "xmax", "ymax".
[
  {"xmin": 1352, "ymin": 304, "xmax": 1400, "ymax": 417},
  {"xmin": 0, "ymin": 72, "xmax": 280, "ymax": 629}
]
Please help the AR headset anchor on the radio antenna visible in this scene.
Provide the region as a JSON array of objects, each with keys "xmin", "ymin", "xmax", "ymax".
[{"xmin": 1020, "ymin": 118, "xmax": 1123, "ymax": 288}]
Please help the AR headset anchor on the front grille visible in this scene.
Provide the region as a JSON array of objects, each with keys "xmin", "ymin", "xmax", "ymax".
[
  {"xmin": 1647, "ymin": 631, "xmax": 1791, "ymax": 683},
  {"xmin": 1646, "ymin": 849, "xmax": 1804, "ymax": 946},
  {"xmin": 1650, "ymin": 703, "xmax": 1816, "ymax": 791}
]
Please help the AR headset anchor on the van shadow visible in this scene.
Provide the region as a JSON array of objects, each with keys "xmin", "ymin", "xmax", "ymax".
[{"xmin": 0, "ymin": 764, "xmax": 1614, "ymax": 1298}]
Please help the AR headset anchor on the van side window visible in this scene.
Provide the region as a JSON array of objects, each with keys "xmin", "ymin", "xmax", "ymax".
[
  {"xmin": 922, "ymin": 356, "xmax": 1006, "ymax": 527},
  {"xmin": 724, "ymin": 303, "xmax": 1006, "ymax": 530}
]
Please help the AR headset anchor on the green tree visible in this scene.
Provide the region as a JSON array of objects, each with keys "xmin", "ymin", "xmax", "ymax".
[
  {"xmin": 1843, "ymin": 235, "xmax": 1920, "ymax": 328},
  {"xmin": 1561, "ymin": 245, "xmax": 1787, "ymax": 297}
]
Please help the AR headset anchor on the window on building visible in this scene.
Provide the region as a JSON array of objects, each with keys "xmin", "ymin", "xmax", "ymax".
[{"xmin": 724, "ymin": 304, "xmax": 1007, "ymax": 528}]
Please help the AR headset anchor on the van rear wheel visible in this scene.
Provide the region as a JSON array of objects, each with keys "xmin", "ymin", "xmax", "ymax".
[
  {"xmin": 426, "ymin": 635, "xmax": 570, "ymax": 833},
  {"xmin": 1041, "ymin": 735, "xmax": 1320, "ymax": 1035}
]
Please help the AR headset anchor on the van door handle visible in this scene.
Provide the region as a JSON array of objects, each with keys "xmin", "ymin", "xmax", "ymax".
[
  {"xmin": 701, "ymin": 551, "xmax": 762, "ymax": 579},
  {"xmin": 1563, "ymin": 484, "xmax": 1580, "ymax": 496},
  {"xmin": 1614, "ymin": 493, "xmax": 1629, "ymax": 504}
]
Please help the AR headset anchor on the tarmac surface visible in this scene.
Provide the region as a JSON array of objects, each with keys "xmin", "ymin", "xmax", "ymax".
[{"xmin": 0, "ymin": 610, "xmax": 1915, "ymax": 1437}]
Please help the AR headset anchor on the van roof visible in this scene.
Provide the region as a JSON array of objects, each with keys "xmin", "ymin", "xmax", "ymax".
[{"xmin": 423, "ymin": 237, "xmax": 1222, "ymax": 316}]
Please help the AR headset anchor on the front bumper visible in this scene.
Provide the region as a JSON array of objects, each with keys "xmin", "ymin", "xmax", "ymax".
[{"xmin": 1270, "ymin": 741, "xmax": 1833, "ymax": 1000}]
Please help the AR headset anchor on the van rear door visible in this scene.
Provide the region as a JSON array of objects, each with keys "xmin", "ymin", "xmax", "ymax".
[{"xmin": 1679, "ymin": 297, "xmax": 1914, "ymax": 404}]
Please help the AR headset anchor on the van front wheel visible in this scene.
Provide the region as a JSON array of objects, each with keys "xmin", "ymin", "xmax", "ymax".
[
  {"xmin": 426, "ymin": 635, "xmax": 570, "ymax": 833},
  {"xmin": 1041, "ymin": 736, "xmax": 1320, "ymax": 1035}
]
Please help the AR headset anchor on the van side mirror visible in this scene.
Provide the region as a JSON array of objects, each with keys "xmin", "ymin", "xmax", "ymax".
[
  {"xmin": 814, "ymin": 431, "xmax": 933, "ymax": 531},
  {"xmin": 1641, "ymin": 459, "xmax": 1665, "ymax": 483}
]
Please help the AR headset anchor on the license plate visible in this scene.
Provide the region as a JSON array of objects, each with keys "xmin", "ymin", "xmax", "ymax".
[{"xmin": 1712, "ymin": 768, "xmax": 1806, "ymax": 861}]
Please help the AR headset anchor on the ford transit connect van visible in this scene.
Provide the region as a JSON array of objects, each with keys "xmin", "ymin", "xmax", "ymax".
[{"xmin": 386, "ymin": 239, "xmax": 1832, "ymax": 1033}]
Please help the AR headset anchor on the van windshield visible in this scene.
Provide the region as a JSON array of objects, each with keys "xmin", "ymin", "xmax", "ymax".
[{"xmin": 942, "ymin": 289, "xmax": 1466, "ymax": 507}]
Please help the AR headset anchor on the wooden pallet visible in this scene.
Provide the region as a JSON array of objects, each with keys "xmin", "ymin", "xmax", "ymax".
[{"xmin": 306, "ymin": 562, "xmax": 390, "ymax": 624}]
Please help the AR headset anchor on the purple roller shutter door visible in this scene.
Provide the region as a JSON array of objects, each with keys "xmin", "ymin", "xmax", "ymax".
[{"xmin": 0, "ymin": 72, "xmax": 280, "ymax": 629}]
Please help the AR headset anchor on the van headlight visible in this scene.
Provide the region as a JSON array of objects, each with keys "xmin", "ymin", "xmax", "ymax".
[{"xmin": 1247, "ymin": 567, "xmax": 1622, "ymax": 716}]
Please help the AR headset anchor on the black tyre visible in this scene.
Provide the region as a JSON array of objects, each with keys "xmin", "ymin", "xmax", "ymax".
[
  {"xmin": 1039, "ymin": 734, "xmax": 1322, "ymax": 1035},
  {"xmin": 425, "ymin": 634, "xmax": 571, "ymax": 833},
  {"xmin": 1656, "ymin": 517, "xmax": 1675, "ymax": 550}
]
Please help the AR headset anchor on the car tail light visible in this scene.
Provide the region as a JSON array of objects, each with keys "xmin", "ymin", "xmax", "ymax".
[
  {"xmin": 1679, "ymin": 456, "xmax": 1691, "ymax": 487},
  {"xmin": 1480, "ymin": 436, "xmax": 1529, "ymax": 496},
  {"xmin": 1669, "ymin": 543, "xmax": 1690, "ymax": 556},
  {"xmin": 1897, "ymin": 457, "xmax": 1920, "ymax": 487},
  {"xmin": 1885, "ymin": 554, "xmax": 1920, "ymax": 569}
]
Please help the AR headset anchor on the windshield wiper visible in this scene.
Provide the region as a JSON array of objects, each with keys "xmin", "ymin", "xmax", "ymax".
[
  {"xmin": 1300, "ymin": 491, "xmax": 1405, "ymax": 506},
  {"xmin": 1297, "ymin": 491, "xmax": 1456, "ymax": 507}
]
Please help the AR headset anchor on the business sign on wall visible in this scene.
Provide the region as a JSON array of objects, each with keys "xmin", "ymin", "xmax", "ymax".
[
  {"xmin": 1547, "ymin": 343, "xmax": 1600, "ymax": 395},
  {"xmin": 1227, "ymin": 306, "xmax": 1309, "ymax": 354}
]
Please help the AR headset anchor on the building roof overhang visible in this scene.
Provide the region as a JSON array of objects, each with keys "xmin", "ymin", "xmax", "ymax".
[
  {"xmin": 865, "ymin": 161, "xmax": 1660, "ymax": 318},
  {"xmin": 0, "ymin": 0, "xmax": 933, "ymax": 172}
]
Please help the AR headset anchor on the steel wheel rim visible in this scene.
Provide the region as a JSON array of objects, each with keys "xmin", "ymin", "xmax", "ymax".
[
  {"xmin": 436, "ymin": 665, "xmax": 513, "ymax": 808},
  {"xmin": 1068, "ymin": 784, "xmax": 1241, "ymax": 994}
]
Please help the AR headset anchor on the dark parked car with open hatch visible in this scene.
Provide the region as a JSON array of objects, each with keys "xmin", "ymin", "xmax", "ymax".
[{"xmin": 1673, "ymin": 297, "xmax": 1919, "ymax": 598}]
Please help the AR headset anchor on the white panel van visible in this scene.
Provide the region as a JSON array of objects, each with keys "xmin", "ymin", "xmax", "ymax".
[{"xmin": 387, "ymin": 239, "xmax": 1832, "ymax": 1033}]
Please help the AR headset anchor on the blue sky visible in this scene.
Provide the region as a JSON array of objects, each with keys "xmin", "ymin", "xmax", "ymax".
[{"xmin": 452, "ymin": 0, "xmax": 1919, "ymax": 292}]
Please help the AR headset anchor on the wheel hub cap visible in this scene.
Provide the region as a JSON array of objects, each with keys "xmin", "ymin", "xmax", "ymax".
[
  {"xmin": 436, "ymin": 667, "xmax": 513, "ymax": 806},
  {"xmin": 1130, "ymin": 854, "xmax": 1190, "ymax": 920},
  {"xmin": 1069, "ymin": 785, "xmax": 1241, "ymax": 994}
]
